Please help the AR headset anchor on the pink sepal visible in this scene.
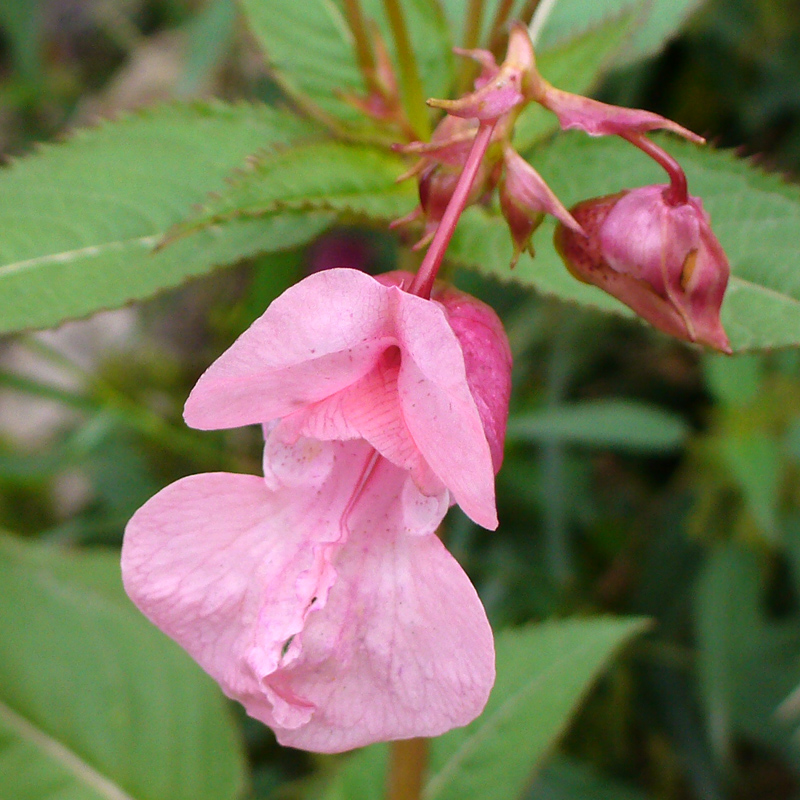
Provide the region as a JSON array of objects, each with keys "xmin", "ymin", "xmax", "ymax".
[{"xmin": 538, "ymin": 85, "xmax": 705, "ymax": 143}]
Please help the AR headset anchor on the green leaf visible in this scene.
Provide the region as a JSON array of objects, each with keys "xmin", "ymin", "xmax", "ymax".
[
  {"xmin": 514, "ymin": 12, "xmax": 638, "ymax": 152},
  {"xmin": 178, "ymin": 0, "xmax": 237, "ymax": 96},
  {"xmin": 717, "ymin": 433, "xmax": 782, "ymax": 542},
  {"xmin": 695, "ymin": 542, "xmax": 800, "ymax": 771},
  {"xmin": 703, "ymin": 353, "xmax": 765, "ymax": 407},
  {"xmin": 321, "ymin": 743, "xmax": 390, "ymax": 800},
  {"xmin": 507, "ymin": 399, "xmax": 690, "ymax": 453},
  {"xmin": 534, "ymin": 0, "xmax": 641, "ymax": 51},
  {"xmin": 535, "ymin": 0, "xmax": 703, "ymax": 64},
  {"xmin": 0, "ymin": 102, "xmax": 332, "ymax": 334},
  {"xmin": 618, "ymin": 0, "xmax": 707, "ymax": 64},
  {"xmin": 174, "ymin": 141, "xmax": 416, "ymax": 233},
  {"xmin": 322, "ymin": 618, "xmax": 646, "ymax": 800},
  {"xmin": 0, "ymin": 533, "xmax": 247, "ymax": 800},
  {"xmin": 0, "ymin": 0, "xmax": 45, "ymax": 81},
  {"xmin": 447, "ymin": 206, "xmax": 626, "ymax": 317},
  {"xmin": 530, "ymin": 754, "xmax": 650, "ymax": 800},
  {"xmin": 239, "ymin": 0, "xmax": 453, "ymax": 132},
  {"xmin": 455, "ymin": 133, "xmax": 800, "ymax": 352},
  {"xmin": 424, "ymin": 618, "xmax": 648, "ymax": 800}
]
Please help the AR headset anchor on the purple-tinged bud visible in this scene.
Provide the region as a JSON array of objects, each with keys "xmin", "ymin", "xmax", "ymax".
[
  {"xmin": 433, "ymin": 284, "xmax": 512, "ymax": 473},
  {"xmin": 500, "ymin": 145, "xmax": 583, "ymax": 266},
  {"xmin": 413, "ymin": 158, "xmax": 494, "ymax": 249},
  {"xmin": 555, "ymin": 185, "xmax": 732, "ymax": 353}
]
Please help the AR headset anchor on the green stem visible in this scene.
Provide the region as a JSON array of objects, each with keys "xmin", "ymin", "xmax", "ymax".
[
  {"xmin": 385, "ymin": 738, "xmax": 428, "ymax": 800},
  {"xmin": 0, "ymin": 371, "xmax": 93, "ymax": 411},
  {"xmin": 343, "ymin": 0, "xmax": 378, "ymax": 88},
  {"xmin": 487, "ymin": 0, "xmax": 515, "ymax": 57},
  {"xmin": 383, "ymin": 0, "xmax": 430, "ymax": 139},
  {"xmin": 520, "ymin": 0, "xmax": 543, "ymax": 25},
  {"xmin": 457, "ymin": 0, "xmax": 486, "ymax": 93}
]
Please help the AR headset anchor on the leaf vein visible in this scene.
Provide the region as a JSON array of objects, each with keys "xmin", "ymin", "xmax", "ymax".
[{"xmin": 0, "ymin": 698, "xmax": 138, "ymax": 800}]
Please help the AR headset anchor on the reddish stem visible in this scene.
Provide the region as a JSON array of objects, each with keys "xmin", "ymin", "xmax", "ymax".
[
  {"xmin": 409, "ymin": 121, "xmax": 497, "ymax": 298},
  {"xmin": 622, "ymin": 132, "xmax": 688, "ymax": 206}
]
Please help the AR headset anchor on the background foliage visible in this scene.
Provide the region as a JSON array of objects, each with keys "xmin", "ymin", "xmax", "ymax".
[{"xmin": 2, "ymin": 0, "xmax": 800, "ymax": 798}]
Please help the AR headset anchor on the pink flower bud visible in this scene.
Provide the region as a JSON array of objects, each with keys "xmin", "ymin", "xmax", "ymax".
[
  {"xmin": 431, "ymin": 283, "xmax": 512, "ymax": 473},
  {"xmin": 555, "ymin": 185, "xmax": 731, "ymax": 353},
  {"xmin": 499, "ymin": 145, "xmax": 583, "ymax": 266}
]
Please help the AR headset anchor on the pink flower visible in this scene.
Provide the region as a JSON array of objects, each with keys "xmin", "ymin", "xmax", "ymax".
[
  {"xmin": 555, "ymin": 185, "xmax": 731, "ymax": 352},
  {"xmin": 122, "ymin": 268, "xmax": 512, "ymax": 753}
]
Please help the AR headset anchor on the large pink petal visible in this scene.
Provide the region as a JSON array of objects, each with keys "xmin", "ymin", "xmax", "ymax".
[
  {"xmin": 272, "ymin": 458, "xmax": 494, "ymax": 752},
  {"xmin": 183, "ymin": 269, "xmax": 397, "ymax": 430},
  {"xmin": 121, "ymin": 437, "xmax": 374, "ymax": 730}
]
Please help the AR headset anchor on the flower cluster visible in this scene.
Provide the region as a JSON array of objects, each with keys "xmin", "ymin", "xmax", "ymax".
[
  {"xmin": 396, "ymin": 23, "xmax": 731, "ymax": 351},
  {"xmin": 122, "ymin": 16, "xmax": 733, "ymax": 757},
  {"xmin": 122, "ymin": 269, "xmax": 511, "ymax": 753}
]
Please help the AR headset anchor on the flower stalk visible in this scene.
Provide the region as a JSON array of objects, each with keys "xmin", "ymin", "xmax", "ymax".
[
  {"xmin": 385, "ymin": 738, "xmax": 428, "ymax": 800},
  {"xmin": 409, "ymin": 120, "xmax": 497, "ymax": 298},
  {"xmin": 622, "ymin": 132, "xmax": 689, "ymax": 206}
]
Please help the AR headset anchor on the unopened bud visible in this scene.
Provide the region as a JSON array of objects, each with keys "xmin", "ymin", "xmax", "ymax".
[
  {"xmin": 433, "ymin": 284, "xmax": 512, "ymax": 473},
  {"xmin": 555, "ymin": 185, "xmax": 731, "ymax": 353},
  {"xmin": 500, "ymin": 145, "xmax": 582, "ymax": 266}
]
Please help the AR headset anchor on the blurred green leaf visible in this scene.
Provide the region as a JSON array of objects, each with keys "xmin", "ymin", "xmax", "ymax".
[
  {"xmin": 0, "ymin": 103, "xmax": 331, "ymax": 334},
  {"xmin": 321, "ymin": 743, "xmax": 389, "ymax": 800},
  {"xmin": 0, "ymin": 0, "xmax": 45, "ymax": 81},
  {"xmin": 618, "ymin": 0, "xmax": 707, "ymax": 64},
  {"xmin": 703, "ymin": 353, "xmax": 765, "ymax": 407},
  {"xmin": 716, "ymin": 432, "xmax": 782, "ymax": 542},
  {"xmin": 455, "ymin": 134, "xmax": 800, "ymax": 352},
  {"xmin": 694, "ymin": 543, "xmax": 747, "ymax": 770},
  {"xmin": 527, "ymin": 754, "xmax": 650, "ymax": 800},
  {"xmin": 239, "ymin": 0, "xmax": 453, "ymax": 133},
  {"xmin": 695, "ymin": 542, "xmax": 800, "ymax": 772},
  {"xmin": 425, "ymin": 618, "xmax": 648, "ymax": 800},
  {"xmin": 507, "ymin": 399, "xmax": 690, "ymax": 453},
  {"xmin": 172, "ymin": 142, "xmax": 416, "ymax": 234},
  {"xmin": 178, "ymin": 0, "xmax": 237, "ymax": 96},
  {"xmin": 0, "ymin": 533, "xmax": 247, "ymax": 800},
  {"xmin": 535, "ymin": 0, "xmax": 704, "ymax": 64}
]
